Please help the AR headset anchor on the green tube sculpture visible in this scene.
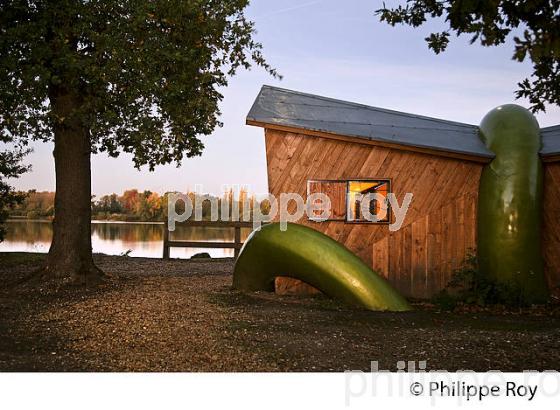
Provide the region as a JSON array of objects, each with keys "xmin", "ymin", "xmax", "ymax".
[
  {"xmin": 233, "ymin": 223, "xmax": 412, "ymax": 311},
  {"xmin": 478, "ymin": 104, "xmax": 549, "ymax": 304}
]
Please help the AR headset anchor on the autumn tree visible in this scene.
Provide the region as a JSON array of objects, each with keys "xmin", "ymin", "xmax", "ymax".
[
  {"xmin": 0, "ymin": 0, "xmax": 277, "ymax": 284},
  {"xmin": 92, "ymin": 193, "xmax": 123, "ymax": 215},
  {"xmin": 376, "ymin": 0, "xmax": 560, "ymax": 112}
]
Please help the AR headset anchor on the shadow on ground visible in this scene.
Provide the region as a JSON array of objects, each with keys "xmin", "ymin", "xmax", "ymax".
[{"xmin": 1, "ymin": 253, "xmax": 559, "ymax": 371}]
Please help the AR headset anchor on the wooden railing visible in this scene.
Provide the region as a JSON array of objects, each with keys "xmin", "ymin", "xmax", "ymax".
[{"xmin": 162, "ymin": 220, "xmax": 259, "ymax": 259}]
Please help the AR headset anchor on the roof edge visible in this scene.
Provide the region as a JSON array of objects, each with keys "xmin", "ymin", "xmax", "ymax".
[
  {"xmin": 248, "ymin": 119, "xmax": 493, "ymax": 164},
  {"xmin": 255, "ymin": 85, "xmax": 478, "ymax": 129}
]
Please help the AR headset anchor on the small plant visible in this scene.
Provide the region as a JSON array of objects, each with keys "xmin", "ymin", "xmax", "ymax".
[
  {"xmin": 431, "ymin": 289, "xmax": 457, "ymax": 311},
  {"xmin": 120, "ymin": 249, "xmax": 133, "ymax": 257},
  {"xmin": 446, "ymin": 252, "xmax": 491, "ymax": 306},
  {"xmin": 433, "ymin": 250, "xmax": 531, "ymax": 309}
]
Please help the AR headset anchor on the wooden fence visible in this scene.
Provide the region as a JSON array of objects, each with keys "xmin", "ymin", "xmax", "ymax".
[{"xmin": 162, "ymin": 220, "xmax": 258, "ymax": 259}]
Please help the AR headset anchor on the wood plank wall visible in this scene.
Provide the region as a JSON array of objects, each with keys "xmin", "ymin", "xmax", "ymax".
[
  {"xmin": 264, "ymin": 129, "xmax": 483, "ymax": 298},
  {"xmin": 264, "ymin": 128, "xmax": 560, "ymax": 299},
  {"xmin": 543, "ymin": 162, "xmax": 560, "ymax": 296},
  {"xmin": 307, "ymin": 180, "xmax": 346, "ymax": 220}
]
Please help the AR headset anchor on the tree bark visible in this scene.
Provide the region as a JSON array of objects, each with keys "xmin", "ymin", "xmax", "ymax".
[{"xmin": 42, "ymin": 88, "xmax": 104, "ymax": 286}]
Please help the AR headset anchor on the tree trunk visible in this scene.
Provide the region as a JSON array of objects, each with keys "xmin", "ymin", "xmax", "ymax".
[{"xmin": 42, "ymin": 89, "xmax": 104, "ymax": 286}]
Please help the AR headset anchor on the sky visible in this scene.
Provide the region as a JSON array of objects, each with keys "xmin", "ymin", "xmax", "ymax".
[{"xmin": 9, "ymin": 0, "xmax": 560, "ymax": 197}]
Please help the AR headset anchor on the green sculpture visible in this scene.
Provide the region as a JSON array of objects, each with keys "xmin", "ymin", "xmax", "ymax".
[
  {"xmin": 478, "ymin": 104, "xmax": 549, "ymax": 304},
  {"xmin": 233, "ymin": 223, "xmax": 412, "ymax": 311}
]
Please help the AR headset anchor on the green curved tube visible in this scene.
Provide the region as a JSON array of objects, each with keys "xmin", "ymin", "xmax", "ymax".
[
  {"xmin": 233, "ymin": 223, "xmax": 412, "ymax": 311},
  {"xmin": 478, "ymin": 104, "xmax": 549, "ymax": 304}
]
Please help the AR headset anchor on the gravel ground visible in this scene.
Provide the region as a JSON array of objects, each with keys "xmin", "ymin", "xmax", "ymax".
[{"xmin": 1, "ymin": 252, "xmax": 560, "ymax": 372}]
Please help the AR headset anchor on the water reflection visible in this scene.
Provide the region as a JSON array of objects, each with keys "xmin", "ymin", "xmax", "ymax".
[{"xmin": 0, "ymin": 220, "xmax": 251, "ymax": 259}]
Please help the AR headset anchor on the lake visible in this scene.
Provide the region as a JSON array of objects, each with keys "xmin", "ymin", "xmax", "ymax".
[{"xmin": 0, "ymin": 220, "xmax": 252, "ymax": 259}]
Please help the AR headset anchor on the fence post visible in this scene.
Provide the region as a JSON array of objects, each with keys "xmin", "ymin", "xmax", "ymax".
[
  {"xmin": 163, "ymin": 219, "xmax": 170, "ymax": 259},
  {"xmin": 234, "ymin": 225, "xmax": 241, "ymax": 258}
]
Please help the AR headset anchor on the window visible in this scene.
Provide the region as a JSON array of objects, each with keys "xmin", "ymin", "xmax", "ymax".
[
  {"xmin": 346, "ymin": 180, "xmax": 390, "ymax": 223},
  {"xmin": 306, "ymin": 180, "xmax": 346, "ymax": 221},
  {"xmin": 307, "ymin": 179, "xmax": 390, "ymax": 223}
]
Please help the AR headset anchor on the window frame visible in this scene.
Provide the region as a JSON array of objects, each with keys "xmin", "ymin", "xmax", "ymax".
[
  {"xmin": 345, "ymin": 178, "xmax": 392, "ymax": 225},
  {"xmin": 306, "ymin": 178, "xmax": 392, "ymax": 224}
]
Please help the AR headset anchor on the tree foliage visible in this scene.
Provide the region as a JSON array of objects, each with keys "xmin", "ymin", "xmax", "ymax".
[
  {"xmin": 0, "ymin": 0, "xmax": 279, "ymax": 168},
  {"xmin": 0, "ymin": 147, "xmax": 28, "ymax": 241},
  {"xmin": 376, "ymin": 0, "xmax": 560, "ymax": 112}
]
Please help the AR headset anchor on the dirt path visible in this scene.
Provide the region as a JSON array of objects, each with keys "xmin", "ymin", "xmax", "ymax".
[{"xmin": 1, "ymin": 253, "xmax": 559, "ymax": 371}]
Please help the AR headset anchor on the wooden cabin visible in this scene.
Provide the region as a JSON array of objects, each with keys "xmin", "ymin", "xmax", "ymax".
[{"xmin": 247, "ymin": 86, "xmax": 560, "ymax": 299}]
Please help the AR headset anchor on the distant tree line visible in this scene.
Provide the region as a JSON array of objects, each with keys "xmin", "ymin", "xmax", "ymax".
[
  {"xmin": 9, "ymin": 191, "xmax": 54, "ymax": 220},
  {"xmin": 10, "ymin": 189, "xmax": 268, "ymax": 222}
]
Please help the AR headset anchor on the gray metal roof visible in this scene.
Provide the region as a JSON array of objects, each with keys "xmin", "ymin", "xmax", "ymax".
[
  {"xmin": 247, "ymin": 85, "xmax": 495, "ymax": 159},
  {"xmin": 541, "ymin": 125, "xmax": 560, "ymax": 157}
]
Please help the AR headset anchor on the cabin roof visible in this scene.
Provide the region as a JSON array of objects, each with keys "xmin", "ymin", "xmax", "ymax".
[
  {"xmin": 541, "ymin": 125, "xmax": 560, "ymax": 158},
  {"xmin": 247, "ymin": 85, "xmax": 494, "ymax": 160},
  {"xmin": 247, "ymin": 85, "xmax": 560, "ymax": 162}
]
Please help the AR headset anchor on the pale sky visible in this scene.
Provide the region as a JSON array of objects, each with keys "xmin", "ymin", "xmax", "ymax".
[{"xmin": 10, "ymin": 0, "xmax": 560, "ymax": 196}]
